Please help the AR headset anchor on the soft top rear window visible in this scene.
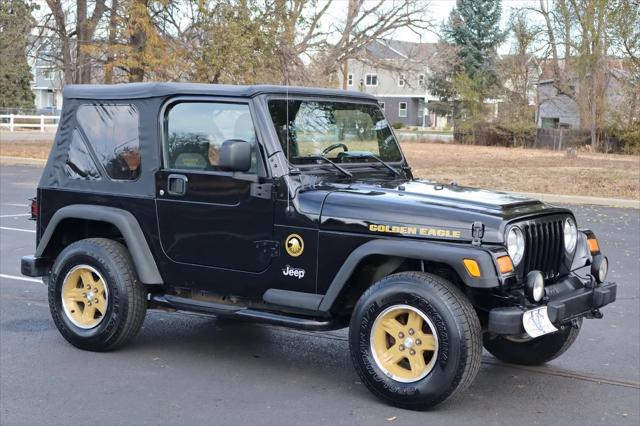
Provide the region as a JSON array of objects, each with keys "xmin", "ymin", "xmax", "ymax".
[{"xmin": 76, "ymin": 104, "xmax": 140, "ymax": 181}]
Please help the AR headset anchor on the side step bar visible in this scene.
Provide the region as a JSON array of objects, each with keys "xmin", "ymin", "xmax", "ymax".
[{"xmin": 148, "ymin": 294, "xmax": 339, "ymax": 331}]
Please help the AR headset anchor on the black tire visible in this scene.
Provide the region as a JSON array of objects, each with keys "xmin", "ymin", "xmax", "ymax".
[
  {"xmin": 48, "ymin": 238, "xmax": 147, "ymax": 351},
  {"xmin": 349, "ymin": 272, "xmax": 482, "ymax": 410},
  {"xmin": 483, "ymin": 319, "xmax": 582, "ymax": 366}
]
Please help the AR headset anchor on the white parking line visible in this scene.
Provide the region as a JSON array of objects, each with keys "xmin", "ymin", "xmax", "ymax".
[
  {"xmin": 0, "ymin": 226, "xmax": 35, "ymax": 233},
  {"xmin": 3, "ymin": 203, "xmax": 28, "ymax": 207},
  {"xmin": 0, "ymin": 213, "xmax": 30, "ymax": 218},
  {"xmin": 0, "ymin": 274, "xmax": 42, "ymax": 283}
]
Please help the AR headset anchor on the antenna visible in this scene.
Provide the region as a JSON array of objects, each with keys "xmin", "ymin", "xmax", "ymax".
[{"xmin": 285, "ymin": 66, "xmax": 292, "ymax": 215}]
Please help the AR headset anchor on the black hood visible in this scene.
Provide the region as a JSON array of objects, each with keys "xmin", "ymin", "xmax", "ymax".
[{"xmin": 296, "ymin": 177, "xmax": 570, "ymax": 244}]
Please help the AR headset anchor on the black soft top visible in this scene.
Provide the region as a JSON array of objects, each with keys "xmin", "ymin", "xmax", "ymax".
[{"xmin": 63, "ymin": 82, "xmax": 378, "ymax": 102}]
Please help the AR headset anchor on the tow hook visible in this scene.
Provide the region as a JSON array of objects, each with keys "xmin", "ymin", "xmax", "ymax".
[{"xmin": 587, "ymin": 309, "xmax": 603, "ymax": 320}]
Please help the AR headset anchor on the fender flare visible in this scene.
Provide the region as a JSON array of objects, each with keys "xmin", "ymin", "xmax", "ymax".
[
  {"xmin": 318, "ymin": 239, "xmax": 500, "ymax": 312},
  {"xmin": 36, "ymin": 204, "xmax": 163, "ymax": 284}
]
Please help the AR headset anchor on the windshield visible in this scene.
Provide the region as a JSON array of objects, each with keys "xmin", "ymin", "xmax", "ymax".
[{"xmin": 268, "ymin": 99, "xmax": 403, "ymax": 165}]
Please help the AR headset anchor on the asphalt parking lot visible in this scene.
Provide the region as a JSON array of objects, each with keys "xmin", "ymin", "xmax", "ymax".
[{"xmin": 1, "ymin": 164, "xmax": 638, "ymax": 426}]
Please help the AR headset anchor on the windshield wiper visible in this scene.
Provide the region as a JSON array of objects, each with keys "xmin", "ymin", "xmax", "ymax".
[
  {"xmin": 305, "ymin": 155, "xmax": 353, "ymax": 178},
  {"xmin": 342, "ymin": 151, "xmax": 401, "ymax": 176}
]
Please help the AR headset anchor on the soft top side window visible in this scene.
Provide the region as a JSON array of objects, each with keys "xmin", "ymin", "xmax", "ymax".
[
  {"xmin": 76, "ymin": 104, "xmax": 140, "ymax": 181},
  {"xmin": 164, "ymin": 101, "xmax": 257, "ymax": 173},
  {"xmin": 65, "ymin": 128, "xmax": 101, "ymax": 180}
]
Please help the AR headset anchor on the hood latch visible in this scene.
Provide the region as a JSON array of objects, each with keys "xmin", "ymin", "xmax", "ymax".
[{"xmin": 471, "ymin": 221, "xmax": 485, "ymax": 246}]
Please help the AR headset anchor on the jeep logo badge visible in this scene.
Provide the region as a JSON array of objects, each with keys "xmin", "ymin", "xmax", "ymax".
[
  {"xmin": 282, "ymin": 265, "xmax": 305, "ymax": 279},
  {"xmin": 285, "ymin": 234, "xmax": 304, "ymax": 257}
]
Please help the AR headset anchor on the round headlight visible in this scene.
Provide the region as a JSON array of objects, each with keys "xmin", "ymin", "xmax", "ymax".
[
  {"xmin": 564, "ymin": 218, "xmax": 578, "ymax": 252},
  {"xmin": 507, "ymin": 226, "xmax": 525, "ymax": 266}
]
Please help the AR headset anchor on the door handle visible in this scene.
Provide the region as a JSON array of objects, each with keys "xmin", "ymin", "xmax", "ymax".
[{"xmin": 167, "ymin": 174, "xmax": 188, "ymax": 196}]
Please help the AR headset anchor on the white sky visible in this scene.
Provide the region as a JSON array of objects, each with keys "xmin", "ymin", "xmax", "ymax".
[{"xmin": 323, "ymin": 0, "xmax": 541, "ymax": 53}]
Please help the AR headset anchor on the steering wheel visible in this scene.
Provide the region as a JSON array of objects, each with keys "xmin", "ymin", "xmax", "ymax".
[{"xmin": 322, "ymin": 143, "xmax": 349, "ymax": 155}]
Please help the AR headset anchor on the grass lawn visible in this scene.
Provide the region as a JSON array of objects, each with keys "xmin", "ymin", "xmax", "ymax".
[
  {"xmin": 402, "ymin": 142, "xmax": 639, "ymax": 200},
  {"xmin": 1, "ymin": 137, "xmax": 638, "ymax": 200}
]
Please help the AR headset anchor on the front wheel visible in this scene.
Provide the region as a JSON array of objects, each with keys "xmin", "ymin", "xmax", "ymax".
[
  {"xmin": 349, "ymin": 272, "xmax": 482, "ymax": 410},
  {"xmin": 483, "ymin": 319, "xmax": 582, "ymax": 366}
]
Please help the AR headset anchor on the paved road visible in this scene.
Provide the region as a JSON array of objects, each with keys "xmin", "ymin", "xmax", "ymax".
[{"xmin": 1, "ymin": 165, "xmax": 638, "ymax": 426}]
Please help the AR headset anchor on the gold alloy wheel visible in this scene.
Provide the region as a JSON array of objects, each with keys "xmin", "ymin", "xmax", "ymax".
[
  {"xmin": 370, "ymin": 304, "xmax": 439, "ymax": 383},
  {"xmin": 61, "ymin": 265, "xmax": 109, "ymax": 329}
]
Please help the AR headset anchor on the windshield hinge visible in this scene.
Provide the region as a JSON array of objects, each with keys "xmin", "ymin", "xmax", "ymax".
[
  {"xmin": 255, "ymin": 240, "xmax": 280, "ymax": 257},
  {"xmin": 471, "ymin": 221, "xmax": 485, "ymax": 246},
  {"xmin": 251, "ymin": 183, "xmax": 274, "ymax": 200}
]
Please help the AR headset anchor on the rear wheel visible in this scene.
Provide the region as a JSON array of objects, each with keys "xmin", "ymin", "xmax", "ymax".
[
  {"xmin": 349, "ymin": 272, "xmax": 482, "ymax": 410},
  {"xmin": 49, "ymin": 238, "xmax": 147, "ymax": 351},
  {"xmin": 483, "ymin": 319, "xmax": 582, "ymax": 366}
]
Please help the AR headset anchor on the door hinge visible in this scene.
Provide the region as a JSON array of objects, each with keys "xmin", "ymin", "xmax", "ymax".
[
  {"xmin": 251, "ymin": 183, "xmax": 274, "ymax": 200},
  {"xmin": 255, "ymin": 240, "xmax": 280, "ymax": 257},
  {"xmin": 471, "ymin": 221, "xmax": 485, "ymax": 246}
]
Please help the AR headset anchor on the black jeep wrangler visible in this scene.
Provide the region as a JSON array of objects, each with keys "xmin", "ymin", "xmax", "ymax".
[{"xmin": 22, "ymin": 83, "xmax": 616, "ymax": 410}]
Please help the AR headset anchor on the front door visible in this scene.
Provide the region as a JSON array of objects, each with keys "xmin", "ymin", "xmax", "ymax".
[{"xmin": 155, "ymin": 99, "xmax": 274, "ymax": 276}]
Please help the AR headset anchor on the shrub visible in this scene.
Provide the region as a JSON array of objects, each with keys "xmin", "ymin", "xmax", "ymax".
[{"xmin": 392, "ymin": 122, "xmax": 404, "ymax": 129}]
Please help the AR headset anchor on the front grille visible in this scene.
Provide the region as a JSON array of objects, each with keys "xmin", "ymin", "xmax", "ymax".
[{"xmin": 522, "ymin": 218, "xmax": 565, "ymax": 279}]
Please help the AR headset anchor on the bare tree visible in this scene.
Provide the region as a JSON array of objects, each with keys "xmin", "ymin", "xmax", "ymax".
[
  {"xmin": 327, "ymin": 0, "xmax": 433, "ymax": 88},
  {"xmin": 530, "ymin": 0, "xmax": 573, "ymax": 96},
  {"xmin": 43, "ymin": 0, "xmax": 106, "ymax": 84}
]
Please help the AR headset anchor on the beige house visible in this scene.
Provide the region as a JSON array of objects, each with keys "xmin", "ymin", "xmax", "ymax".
[{"xmin": 341, "ymin": 39, "xmax": 450, "ymax": 129}]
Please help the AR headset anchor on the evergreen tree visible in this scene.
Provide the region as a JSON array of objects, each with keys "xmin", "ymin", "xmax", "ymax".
[
  {"xmin": 428, "ymin": 0, "xmax": 505, "ymax": 120},
  {"xmin": 445, "ymin": 0, "xmax": 505, "ymax": 89},
  {"xmin": 0, "ymin": 0, "xmax": 36, "ymax": 109}
]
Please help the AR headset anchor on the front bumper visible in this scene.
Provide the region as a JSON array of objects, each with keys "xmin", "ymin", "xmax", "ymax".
[{"xmin": 487, "ymin": 277, "xmax": 617, "ymax": 335}]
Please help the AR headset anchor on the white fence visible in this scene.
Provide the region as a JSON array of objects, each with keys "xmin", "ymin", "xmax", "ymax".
[{"xmin": 0, "ymin": 114, "xmax": 60, "ymax": 132}]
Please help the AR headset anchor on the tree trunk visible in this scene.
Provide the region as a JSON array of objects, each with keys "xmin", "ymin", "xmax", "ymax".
[
  {"xmin": 341, "ymin": 59, "xmax": 348, "ymax": 90},
  {"xmin": 128, "ymin": 0, "xmax": 148, "ymax": 83},
  {"xmin": 76, "ymin": 0, "xmax": 88, "ymax": 83},
  {"xmin": 104, "ymin": 0, "xmax": 119, "ymax": 84},
  {"xmin": 558, "ymin": 0, "xmax": 571, "ymax": 60}
]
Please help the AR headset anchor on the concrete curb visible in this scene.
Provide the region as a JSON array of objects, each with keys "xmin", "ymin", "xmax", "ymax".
[
  {"xmin": 0, "ymin": 156, "xmax": 47, "ymax": 166},
  {"xmin": 508, "ymin": 191, "xmax": 640, "ymax": 209}
]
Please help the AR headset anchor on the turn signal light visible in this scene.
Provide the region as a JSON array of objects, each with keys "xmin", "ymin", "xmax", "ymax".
[
  {"xmin": 463, "ymin": 259, "xmax": 481, "ymax": 277},
  {"xmin": 587, "ymin": 237, "xmax": 600, "ymax": 254},
  {"xmin": 497, "ymin": 256, "xmax": 514, "ymax": 274}
]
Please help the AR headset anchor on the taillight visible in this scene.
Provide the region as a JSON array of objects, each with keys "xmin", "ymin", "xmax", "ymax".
[{"xmin": 29, "ymin": 197, "xmax": 38, "ymax": 221}]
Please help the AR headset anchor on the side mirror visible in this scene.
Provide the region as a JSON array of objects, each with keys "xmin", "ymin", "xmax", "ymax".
[{"xmin": 219, "ymin": 139, "xmax": 251, "ymax": 172}]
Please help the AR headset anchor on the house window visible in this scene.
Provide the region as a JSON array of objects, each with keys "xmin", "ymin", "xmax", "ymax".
[
  {"xmin": 365, "ymin": 74, "xmax": 378, "ymax": 86},
  {"xmin": 418, "ymin": 74, "xmax": 425, "ymax": 87},
  {"xmin": 399, "ymin": 102, "xmax": 408, "ymax": 118},
  {"xmin": 399, "ymin": 75, "xmax": 405, "ymax": 87},
  {"xmin": 379, "ymin": 102, "xmax": 385, "ymax": 112},
  {"xmin": 541, "ymin": 117, "xmax": 560, "ymax": 129},
  {"xmin": 43, "ymin": 69, "xmax": 55, "ymax": 80},
  {"xmin": 347, "ymin": 74, "xmax": 353, "ymax": 86}
]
